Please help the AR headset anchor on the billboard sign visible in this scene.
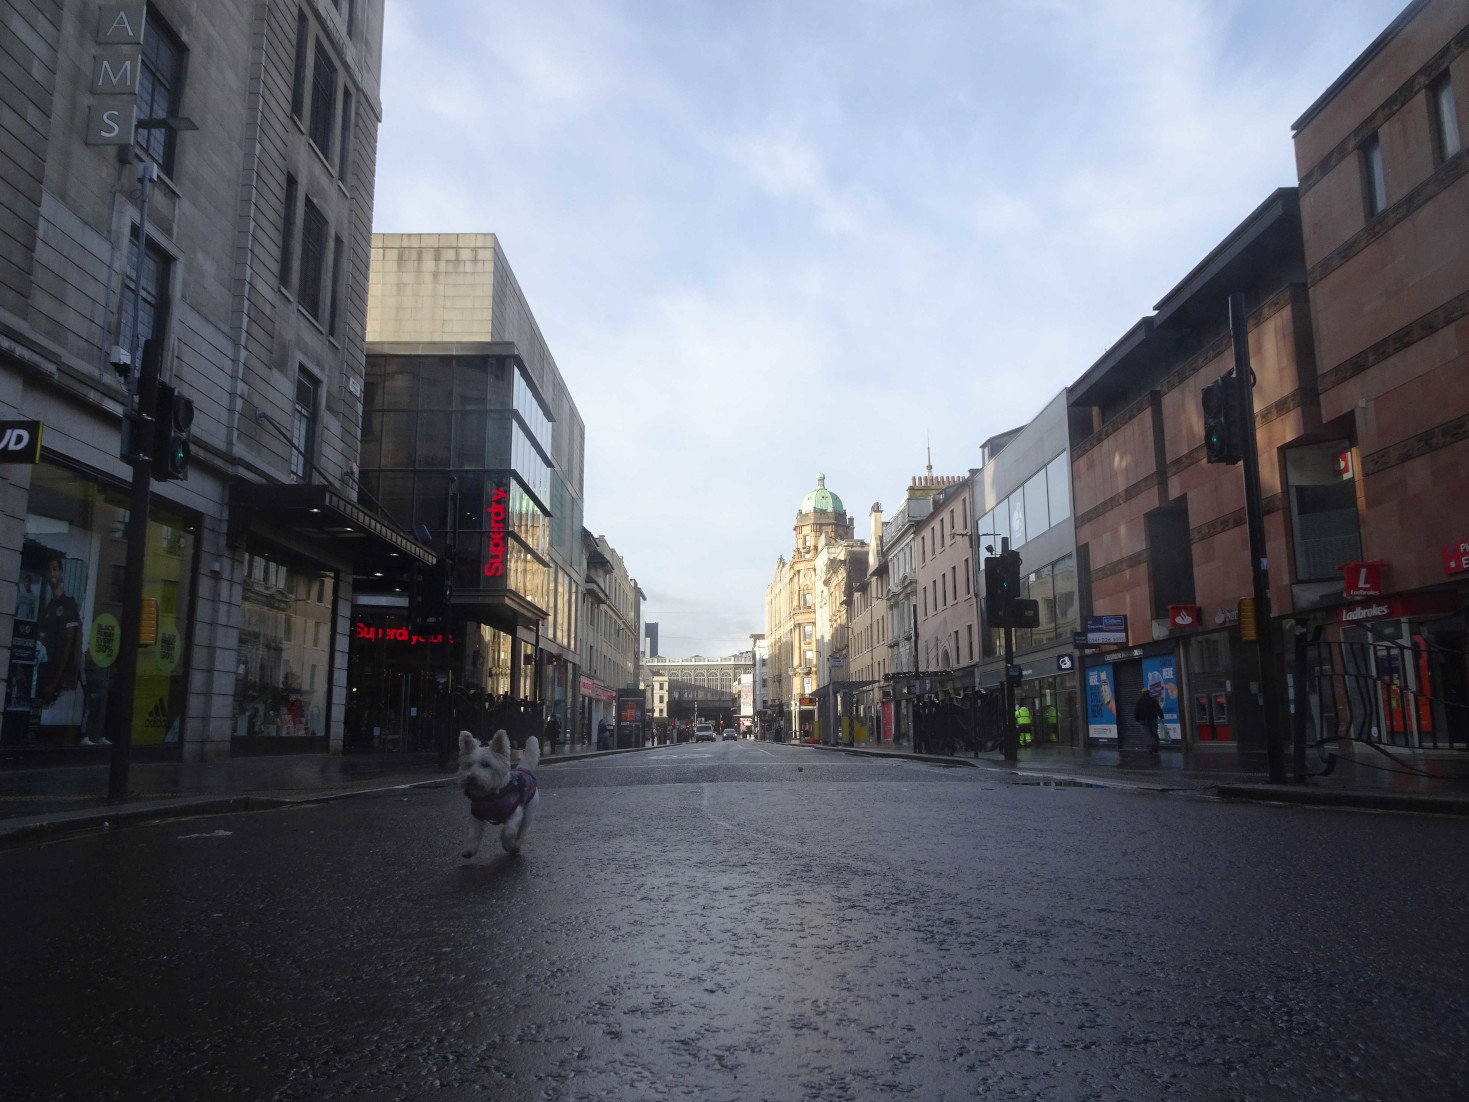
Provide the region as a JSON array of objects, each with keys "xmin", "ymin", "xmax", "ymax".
[
  {"xmin": 1085, "ymin": 615, "xmax": 1128, "ymax": 644},
  {"xmin": 1085, "ymin": 665, "xmax": 1118, "ymax": 742}
]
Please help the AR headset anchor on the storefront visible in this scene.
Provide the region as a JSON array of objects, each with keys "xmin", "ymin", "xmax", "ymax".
[
  {"xmin": 3, "ymin": 458, "xmax": 196, "ymax": 758},
  {"xmin": 579, "ymin": 674, "xmax": 616, "ymax": 745},
  {"xmin": 1082, "ymin": 640, "xmax": 1181, "ymax": 750},
  {"xmin": 976, "ymin": 660, "xmax": 1081, "ymax": 748}
]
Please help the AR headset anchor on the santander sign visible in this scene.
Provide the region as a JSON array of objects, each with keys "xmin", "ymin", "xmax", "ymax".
[{"xmin": 484, "ymin": 484, "xmax": 508, "ymax": 578}]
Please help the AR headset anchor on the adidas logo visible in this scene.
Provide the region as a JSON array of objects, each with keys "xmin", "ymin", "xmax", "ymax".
[{"xmin": 145, "ymin": 697, "xmax": 170, "ymax": 728}]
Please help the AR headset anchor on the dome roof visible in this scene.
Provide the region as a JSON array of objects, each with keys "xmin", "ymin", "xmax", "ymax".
[{"xmin": 799, "ymin": 474, "xmax": 844, "ymax": 515}]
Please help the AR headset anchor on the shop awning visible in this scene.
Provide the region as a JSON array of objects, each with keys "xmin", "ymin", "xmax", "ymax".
[{"xmin": 229, "ymin": 482, "xmax": 435, "ymax": 572}]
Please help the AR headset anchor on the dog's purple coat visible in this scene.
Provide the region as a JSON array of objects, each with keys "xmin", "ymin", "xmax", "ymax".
[{"xmin": 468, "ymin": 769, "xmax": 537, "ymax": 824}]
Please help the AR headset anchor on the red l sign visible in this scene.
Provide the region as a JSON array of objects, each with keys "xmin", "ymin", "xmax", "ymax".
[
  {"xmin": 1168, "ymin": 604, "xmax": 1200, "ymax": 629},
  {"xmin": 1342, "ymin": 561, "xmax": 1387, "ymax": 599}
]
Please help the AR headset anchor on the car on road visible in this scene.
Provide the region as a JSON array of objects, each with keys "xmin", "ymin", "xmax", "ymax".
[
  {"xmin": 722, "ymin": 729, "xmax": 738, "ymax": 741},
  {"xmin": 694, "ymin": 723, "xmax": 715, "ymax": 742}
]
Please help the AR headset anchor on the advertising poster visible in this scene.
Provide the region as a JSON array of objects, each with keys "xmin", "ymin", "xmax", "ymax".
[
  {"xmin": 1141, "ymin": 656, "xmax": 1181, "ymax": 743},
  {"xmin": 1085, "ymin": 665, "xmax": 1118, "ymax": 742}
]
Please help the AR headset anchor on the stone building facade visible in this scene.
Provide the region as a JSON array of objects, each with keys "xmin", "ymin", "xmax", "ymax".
[
  {"xmin": 1, "ymin": 1, "xmax": 402, "ymax": 764},
  {"xmin": 580, "ymin": 529, "xmax": 641, "ymax": 741},
  {"xmin": 764, "ymin": 475, "xmax": 856, "ymax": 738}
]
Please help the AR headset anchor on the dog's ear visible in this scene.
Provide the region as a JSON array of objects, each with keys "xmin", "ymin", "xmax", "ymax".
[
  {"xmin": 458, "ymin": 731, "xmax": 478, "ymax": 756},
  {"xmin": 490, "ymin": 730, "xmax": 511, "ymax": 757}
]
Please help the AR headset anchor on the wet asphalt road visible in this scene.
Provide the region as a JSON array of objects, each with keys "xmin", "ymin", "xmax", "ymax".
[{"xmin": 2, "ymin": 742, "xmax": 1468, "ymax": 1101}]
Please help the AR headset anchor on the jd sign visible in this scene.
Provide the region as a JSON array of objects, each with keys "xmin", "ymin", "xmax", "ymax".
[{"xmin": 0, "ymin": 420, "xmax": 42, "ymax": 464}]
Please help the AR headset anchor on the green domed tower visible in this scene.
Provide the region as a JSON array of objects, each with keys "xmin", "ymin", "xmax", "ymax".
[
  {"xmin": 793, "ymin": 474, "xmax": 854, "ymax": 555},
  {"xmin": 798, "ymin": 474, "xmax": 844, "ymax": 517}
]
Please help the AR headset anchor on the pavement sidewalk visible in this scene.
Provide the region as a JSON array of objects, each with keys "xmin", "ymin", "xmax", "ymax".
[
  {"xmin": 0, "ymin": 741, "xmax": 659, "ymax": 848},
  {"xmin": 800, "ymin": 739, "xmax": 1469, "ymax": 816}
]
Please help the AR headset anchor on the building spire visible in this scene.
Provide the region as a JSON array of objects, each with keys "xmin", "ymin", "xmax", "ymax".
[{"xmin": 926, "ymin": 437, "xmax": 932, "ymax": 478}]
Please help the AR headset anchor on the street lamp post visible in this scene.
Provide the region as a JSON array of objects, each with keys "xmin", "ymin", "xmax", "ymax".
[{"xmin": 105, "ymin": 119, "xmax": 196, "ymax": 801}]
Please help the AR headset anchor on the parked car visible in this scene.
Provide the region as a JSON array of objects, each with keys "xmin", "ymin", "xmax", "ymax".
[{"xmin": 694, "ymin": 723, "xmax": 716, "ymax": 742}]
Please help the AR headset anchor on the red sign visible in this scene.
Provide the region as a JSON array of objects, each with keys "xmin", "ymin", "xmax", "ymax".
[
  {"xmin": 1168, "ymin": 604, "xmax": 1201, "ymax": 629},
  {"xmin": 353, "ymin": 622, "xmax": 452, "ymax": 647},
  {"xmin": 578, "ymin": 675, "xmax": 616, "ymax": 703},
  {"xmin": 1443, "ymin": 540, "xmax": 1469, "ymax": 575},
  {"xmin": 484, "ymin": 483, "xmax": 509, "ymax": 578},
  {"xmin": 1336, "ymin": 450, "xmax": 1353, "ymax": 479},
  {"xmin": 1341, "ymin": 561, "xmax": 1387, "ymax": 599},
  {"xmin": 1337, "ymin": 590, "xmax": 1463, "ymax": 624}
]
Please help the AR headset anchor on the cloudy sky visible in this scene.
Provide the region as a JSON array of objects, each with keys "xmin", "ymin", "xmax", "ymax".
[{"xmin": 373, "ymin": 0, "xmax": 1406, "ymax": 659}]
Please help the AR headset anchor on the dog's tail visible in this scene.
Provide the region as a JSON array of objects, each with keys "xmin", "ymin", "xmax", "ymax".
[{"xmin": 520, "ymin": 735, "xmax": 540, "ymax": 772}]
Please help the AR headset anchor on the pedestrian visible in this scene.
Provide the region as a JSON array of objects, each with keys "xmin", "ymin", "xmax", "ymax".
[
  {"xmin": 1133, "ymin": 689, "xmax": 1164, "ymax": 753},
  {"xmin": 545, "ymin": 712, "xmax": 561, "ymax": 756},
  {"xmin": 596, "ymin": 717, "xmax": 610, "ymax": 751}
]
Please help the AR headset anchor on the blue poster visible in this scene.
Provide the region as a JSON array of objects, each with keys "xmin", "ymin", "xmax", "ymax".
[
  {"xmin": 1141, "ymin": 656, "xmax": 1182, "ymax": 743},
  {"xmin": 1085, "ymin": 666, "xmax": 1118, "ymax": 742}
]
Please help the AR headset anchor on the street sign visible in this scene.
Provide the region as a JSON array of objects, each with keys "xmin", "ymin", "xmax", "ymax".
[
  {"xmin": 0, "ymin": 420, "xmax": 42, "ymax": 463},
  {"xmin": 1006, "ymin": 664, "xmax": 1024, "ymax": 685},
  {"xmin": 1056, "ymin": 654, "xmax": 1075, "ymax": 672},
  {"xmin": 1085, "ymin": 615, "xmax": 1127, "ymax": 644}
]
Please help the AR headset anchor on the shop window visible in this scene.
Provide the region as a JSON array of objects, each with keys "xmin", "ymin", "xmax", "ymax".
[
  {"xmin": 234, "ymin": 554, "xmax": 334, "ymax": 741},
  {"xmin": 292, "ymin": 373, "xmax": 320, "ymax": 480},
  {"xmin": 1361, "ymin": 132, "xmax": 1387, "ymax": 218},
  {"xmin": 1046, "ymin": 452, "xmax": 1071, "ymax": 528},
  {"xmin": 120, "ymin": 233, "xmax": 172, "ymax": 358},
  {"xmin": 298, "ymin": 197, "xmax": 327, "ymax": 318},
  {"xmin": 3, "ymin": 462, "xmax": 194, "ymax": 749},
  {"xmin": 1024, "ymin": 469, "xmax": 1048, "ymax": 542},
  {"xmin": 309, "ymin": 39, "xmax": 337, "ymax": 158},
  {"xmin": 1430, "ymin": 72, "xmax": 1460, "ymax": 167},
  {"xmin": 135, "ymin": 9, "xmax": 184, "ymax": 174},
  {"xmin": 338, "ymin": 87, "xmax": 354, "ymax": 182},
  {"xmin": 1286, "ymin": 441, "xmax": 1362, "ymax": 582}
]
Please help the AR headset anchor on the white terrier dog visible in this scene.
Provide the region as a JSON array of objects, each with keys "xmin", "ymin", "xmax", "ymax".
[{"xmin": 457, "ymin": 730, "xmax": 539, "ymax": 858}]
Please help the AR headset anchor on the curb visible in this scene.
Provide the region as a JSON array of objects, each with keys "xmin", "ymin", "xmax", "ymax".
[
  {"xmin": 0, "ymin": 776, "xmax": 452, "ymax": 850},
  {"xmin": 0, "ymin": 744, "xmax": 668, "ymax": 849},
  {"xmin": 1214, "ymin": 783, "xmax": 1469, "ymax": 817},
  {"xmin": 801, "ymin": 742, "xmax": 979, "ymax": 768}
]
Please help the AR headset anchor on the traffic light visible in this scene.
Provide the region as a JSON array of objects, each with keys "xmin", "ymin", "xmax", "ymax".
[
  {"xmin": 984, "ymin": 549, "xmax": 1023, "ymax": 627},
  {"xmin": 1201, "ymin": 374, "xmax": 1243, "ymax": 465},
  {"xmin": 151, "ymin": 382, "xmax": 194, "ymax": 480}
]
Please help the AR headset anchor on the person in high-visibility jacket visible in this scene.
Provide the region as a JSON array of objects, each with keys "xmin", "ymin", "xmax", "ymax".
[{"xmin": 1015, "ymin": 703, "xmax": 1032, "ymax": 747}]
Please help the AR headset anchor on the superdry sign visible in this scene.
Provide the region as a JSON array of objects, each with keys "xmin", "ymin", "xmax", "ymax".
[{"xmin": 484, "ymin": 483, "xmax": 509, "ymax": 579}]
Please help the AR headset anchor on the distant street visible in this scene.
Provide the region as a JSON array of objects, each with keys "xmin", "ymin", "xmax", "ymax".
[{"xmin": 3, "ymin": 743, "xmax": 1467, "ymax": 1100}]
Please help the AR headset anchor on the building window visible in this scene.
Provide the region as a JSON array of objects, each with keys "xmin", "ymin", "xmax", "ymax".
[
  {"xmin": 941, "ymin": 574, "xmax": 947, "ymax": 606},
  {"xmin": 1361, "ymin": 132, "xmax": 1387, "ymax": 218},
  {"xmin": 328, "ymin": 234, "xmax": 345, "ymax": 337},
  {"xmin": 309, "ymin": 40, "xmax": 338, "ymax": 157},
  {"xmin": 963, "ymin": 558, "xmax": 970, "ymax": 595},
  {"xmin": 966, "ymin": 624, "xmax": 974, "ymax": 663},
  {"xmin": 291, "ymin": 373, "xmax": 319, "ymax": 480},
  {"xmin": 298, "ymin": 197, "xmax": 327, "ymax": 318},
  {"xmin": 135, "ymin": 10, "xmax": 184, "ymax": 174},
  {"xmin": 290, "ymin": 10, "xmax": 309, "ymax": 119},
  {"xmin": 235, "ymin": 554, "xmax": 334, "ymax": 740},
  {"xmin": 279, "ymin": 174, "xmax": 298, "ymax": 290},
  {"xmin": 939, "ymin": 518, "xmax": 945, "ymax": 547},
  {"xmin": 120, "ymin": 231, "xmax": 171, "ymax": 357},
  {"xmin": 338, "ymin": 87, "xmax": 354, "ymax": 181},
  {"xmin": 1430, "ymin": 72, "xmax": 1461, "ymax": 166}
]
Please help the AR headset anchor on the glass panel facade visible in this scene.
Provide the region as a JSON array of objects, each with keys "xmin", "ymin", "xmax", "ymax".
[
  {"xmin": 234, "ymin": 555, "xmax": 335, "ymax": 739},
  {"xmin": 1023, "ymin": 471, "xmax": 1048, "ymax": 541},
  {"xmin": 1009, "ymin": 492, "xmax": 1026, "ymax": 548},
  {"xmin": 512, "ymin": 420, "xmax": 551, "ymax": 507},
  {"xmin": 1046, "ymin": 452, "xmax": 1071, "ymax": 527},
  {"xmin": 513, "ymin": 368, "xmax": 553, "ymax": 456},
  {"xmin": 3, "ymin": 462, "xmax": 194, "ymax": 748}
]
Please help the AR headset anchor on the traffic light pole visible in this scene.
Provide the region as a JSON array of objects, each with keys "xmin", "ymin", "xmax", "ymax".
[
  {"xmin": 1001, "ymin": 537, "xmax": 1018, "ymax": 764},
  {"xmin": 107, "ymin": 161, "xmax": 159, "ymax": 801},
  {"xmin": 1229, "ymin": 292, "xmax": 1287, "ymax": 784}
]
